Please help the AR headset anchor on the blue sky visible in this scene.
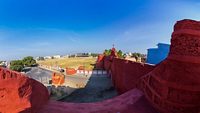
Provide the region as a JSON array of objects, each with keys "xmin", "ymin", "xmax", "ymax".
[{"xmin": 0, "ymin": 0, "xmax": 200, "ymax": 60}]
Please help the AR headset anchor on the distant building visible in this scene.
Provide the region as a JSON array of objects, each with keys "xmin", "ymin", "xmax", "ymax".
[
  {"xmin": 76, "ymin": 53, "xmax": 89, "ymax": 57},
  {"xmin": 128, "ymin": 52, "xmax": 132, "ymax": 56},
  {"xmin": 147, "ymin": 43, "xmax": 170, "ymax": 64},
  {"xmin": 44, "ymin": 56, "xmax": 52, "ymax": 59},
  {"xmin": 63, "ymin": 55, "xmax": 69, "ymax": 58},
  {"xmin": 0, "ymin": 61, "xmax": 8, "ymax": 67},
  {"xmin": 53, "ymin": 55, "xmax": 61, "ymax": 59},
  {"xmin": 36, "ymin": 57, "xmax": 45, "ymax": 61},
  {"xmin": 124, "ymin": 52, "xmax": 131, "ymax": 57}
]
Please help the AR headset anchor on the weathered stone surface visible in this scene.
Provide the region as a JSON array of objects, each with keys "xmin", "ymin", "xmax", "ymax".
[
  {"xmin": 0, "ymin": 67, "xmax": 49, "ymax": 113},
  {"xmin": 141, "ymin": 19, "xmax": 200, "ymax": 113},
  {"xmin": 38, "ymin": 89, "xmax": 157, "ymax": 113}
]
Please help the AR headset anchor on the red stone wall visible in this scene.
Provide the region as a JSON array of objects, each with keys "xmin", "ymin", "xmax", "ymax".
[
  {"xmin": 110, "ymin": 58, "xmax": 155, "ymax": 94},
  {"xmin": 104, "ymin": 56, "xmax": 112, "ymax": 71},
  {"xmin": 96, "ymin": 55, "xmax": 105, "ymax": 69}
]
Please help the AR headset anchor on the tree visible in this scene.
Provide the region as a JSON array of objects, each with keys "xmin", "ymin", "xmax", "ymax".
[
  {"xmin": 91, "ymin": 53, "xmax": 99, "ymax": 57},
  {"xmin": 117, "ymin": 50, "xmax": 124, "ymax": 58},
  {"xmin": 104, "ymin": 49, "xmax": 112, "ymax": 56},
  {"xmin": 22, "ymin": 56, "xmax": 36, "ymax": 67},
  {"xmin": 37, "ymin": 57, "xmax": 45, "ymax": 61},
  {"xmin": 131, "ymin": 52, "xmax": 145, "ymax": 61},
  {"xmin": 10, "ymin": 60, "xmax": 24, "ymax": 72}
]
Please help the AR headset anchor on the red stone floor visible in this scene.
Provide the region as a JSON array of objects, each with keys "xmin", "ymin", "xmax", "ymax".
[{"xmin": 38, "ymin": 89, "xmax": 158, "ymax": 113}]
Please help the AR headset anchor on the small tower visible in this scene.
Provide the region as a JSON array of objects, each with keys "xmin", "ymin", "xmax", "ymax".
[{"xmin": 110, "ymin": 44, "xmax": 118, "ymax": 57}]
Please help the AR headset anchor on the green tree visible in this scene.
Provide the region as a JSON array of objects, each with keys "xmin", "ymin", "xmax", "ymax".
[
  {"xmin": 117, "ymin": 50, "xmax": 124, "ymax": 58},
  {"xmin": 10, "ymin": 60, "xmax": 24, "ymax": 72},
  {"xmin": 104, "ymin": 49, "xmax": 112, "ymax": 56},
  {"xmin": 91, "ymin": 53, "xmax": 99, "ymax": 57},
  {"xmin": 22, "ymin": 56, "xmax": 36, "ymax": 67},
  {"xmin": 132, "ymin": 53, "xmax": 143, "ymax": 60}
]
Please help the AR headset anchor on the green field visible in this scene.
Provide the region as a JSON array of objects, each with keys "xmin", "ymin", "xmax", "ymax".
[{"xmin": 37, "ymin": 57, "xmax": 97, "ymax": 70}]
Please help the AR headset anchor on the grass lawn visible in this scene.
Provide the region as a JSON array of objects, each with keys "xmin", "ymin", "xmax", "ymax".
[{"xmin": 37, "ymin": 57, "xmax": 97, "ymax": 70}]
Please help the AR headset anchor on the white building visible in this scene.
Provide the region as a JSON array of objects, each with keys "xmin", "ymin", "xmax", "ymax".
[
  {"xmin": 44, "ymin": 56, "xmax": 52, "ymax": 59},
  {"xmin": 53, "ymin": 55, "xmax": 61, "ymax": 59},
  {"xmin": 63, "ymin": 55, "xmax": 69, "ymax": 58},
  {"xmin": 0, "ymin": 61, "xmax": 8, "ymax": 67},
  {"xmin": 128, "ymin": 52, "xmax": 132, "ymax": 56}
]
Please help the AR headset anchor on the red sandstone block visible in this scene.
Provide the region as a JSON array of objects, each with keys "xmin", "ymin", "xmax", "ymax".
[
  {"xmin": 0, "ymin": 67, "xmax": 49, "ymax": 113},
  {"xmin": 5, "ymin": 70, "xmax": 12, "ymax": 79},
  {"xmin": 0, "ymin": 68, "xmax": 5, "ymax": 79}
]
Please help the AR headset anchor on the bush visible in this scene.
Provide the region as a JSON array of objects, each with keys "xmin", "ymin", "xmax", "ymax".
[
  {"xmin": 10, "ymin": 56, "xmax": 37, "ymax": 72},
  {"xmin": 10, "ymin": 60, "xmax": 24, "ymax": 72},
  {"xmin": 22, "ymin": 56, "xmax": 36, "ymax": 67}
]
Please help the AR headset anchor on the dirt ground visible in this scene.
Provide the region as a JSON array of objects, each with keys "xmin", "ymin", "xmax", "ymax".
[{"xmin": 60, "ymin": 75, "xmax": 118, "ymax": 103}]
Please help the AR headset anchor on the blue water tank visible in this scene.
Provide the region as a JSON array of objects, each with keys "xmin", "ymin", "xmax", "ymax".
[{"xmin": 147, "ymin": 43, "xmax": 170, "ymax": 64}]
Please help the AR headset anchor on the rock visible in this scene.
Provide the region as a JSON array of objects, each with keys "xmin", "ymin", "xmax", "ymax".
[{"xmin": 0, "ymin": 67, "xmax": 49, "ymax": 113}]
